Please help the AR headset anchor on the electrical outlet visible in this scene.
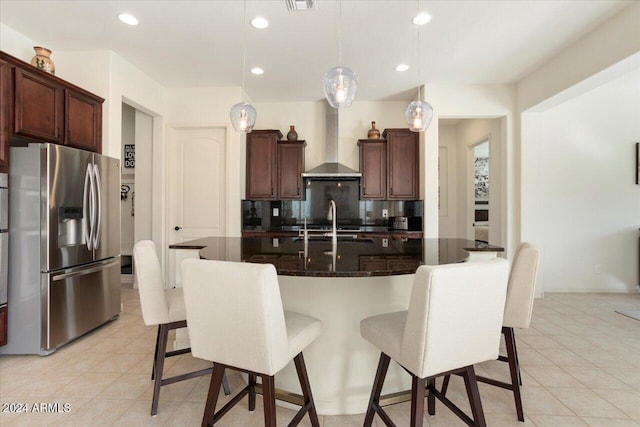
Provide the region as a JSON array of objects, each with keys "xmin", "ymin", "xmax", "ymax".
[
  {"xmin": 382, "ymin": 238, "xmax": 388, "ymax": 247},
  {"xmin": 382, "ymin": 209, "xmax": 388, "ymax": 218},
  {"xmin": 595, "ymin": 264, "xmax": 602, "ymax": 274},
  {"xmin": 273, "ymin": 207, "xmax": 279, "ymax": 217},
  {"xmin": 273, "ymin": 238, "xmax": 279, "ymax": 247}
]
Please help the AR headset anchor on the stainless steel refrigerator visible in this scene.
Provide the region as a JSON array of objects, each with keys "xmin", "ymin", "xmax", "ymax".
[{"xmin": 1, "ymin": 143, "xmax": 121, "ymax": 355}]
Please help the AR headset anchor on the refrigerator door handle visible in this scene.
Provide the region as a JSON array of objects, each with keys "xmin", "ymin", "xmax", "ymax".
[
  {"xmin": 51, "ymin": 258, "xmax": 121, "ymax": 281},
  {"xmin": 89, "ymin": 163, "xmax": 97, "ymax": 251},
  {"xmin": 93, "ymin": 164, "xmax": 102, "ymax": 249},
  {"xmin": 83, "ymin": 163, "xmax": 93, "ymax": 250}
]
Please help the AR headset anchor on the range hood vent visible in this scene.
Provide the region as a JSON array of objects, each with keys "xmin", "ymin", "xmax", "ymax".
[{"xmin": 302, "ymin": 101, "xmax": 361, "ymax": 178}]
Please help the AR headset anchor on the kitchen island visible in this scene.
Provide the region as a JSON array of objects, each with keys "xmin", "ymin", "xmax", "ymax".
[{"xmin": 170, "ymin": 237, "xmax": 503, "ymax": 415}]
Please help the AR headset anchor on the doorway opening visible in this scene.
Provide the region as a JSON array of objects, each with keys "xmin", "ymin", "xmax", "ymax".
[
  {"xmin": 437, "ymin": 118, "xmax": 503, "ymax": 246},
  {"xmin": 472, "ymin": 139, "xmax": 490, "ymax": 243},
  {"xmin": 120, "ymin": 103, "xmax": 153, "ymax": 283}
]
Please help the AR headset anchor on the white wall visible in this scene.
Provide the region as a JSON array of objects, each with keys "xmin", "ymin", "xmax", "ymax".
[
  {"xmin": 539, "ymin": 69, "xmax": 640, "ymax": 292},
  {"xmin": 0, "ymin": 23, "xmax": 36, "ymax": 60}
]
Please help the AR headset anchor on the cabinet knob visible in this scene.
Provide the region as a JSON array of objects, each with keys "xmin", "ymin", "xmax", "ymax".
[{"xmin": 174, "ymin": 226, "xmax": 182, "ymax": 231}]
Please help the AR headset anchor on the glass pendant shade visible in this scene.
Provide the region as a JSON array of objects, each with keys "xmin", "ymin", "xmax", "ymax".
[
  {"xmin": 405, "ymin": 100, "xmax": 433, "ymax": 132},
  {"xmin": 230, "ymin": 102, "xmax": 257, "ymax": 133},
  {"xmin": 323, "ymin": 66, "xmax": 358, "ymax": 108}
]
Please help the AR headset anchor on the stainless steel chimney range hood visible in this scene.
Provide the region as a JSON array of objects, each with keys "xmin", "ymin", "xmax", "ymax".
[{"xmin": 301, "ymin": 101, "xmax": 361, "ymax": 178}]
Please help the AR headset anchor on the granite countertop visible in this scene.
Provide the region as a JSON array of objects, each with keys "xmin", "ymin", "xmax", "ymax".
[{"xmin": 170, "ymin": 237, "xmax": 504, "ymax": 277}]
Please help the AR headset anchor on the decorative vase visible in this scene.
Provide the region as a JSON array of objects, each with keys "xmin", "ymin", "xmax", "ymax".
[
  {"xmin": 30, "ymin": 46, "xmax": 55, "ymax": 74},
  {"xmin": 367, "ymin": 121, "xmax": 380, "ymax": 139},
  {"xmin": 287, "ymin": 125, "xmax": 298, "ymax": 141}
]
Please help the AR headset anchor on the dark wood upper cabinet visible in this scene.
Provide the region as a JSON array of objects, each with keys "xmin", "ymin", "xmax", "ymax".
[
  {"xmin": 246, "ymin": 130, "xmax": 282, "ymax": 200},
  {"xmin": 65, "ymin": 89, "xmax": 102, "ymax": 152},
  {"xmin": 277, "ymin": 140, "xmax": 305, "ymax": 200},
  {"xmin": 384, "ymin": 128, "xmax": 419, "ymax": 200},
  {"xmin": 0, "ymin": 58, "xmax": 10, "ymax": 173},
  {"xmin": 1, "ymin": 50, "xmax": 104, "ymax": 153},
  {"xmin": 13, "ymin": 67, "xmax": 64, "ymax": 143},
  {"xmin": 358, "ymin": 139, "xmax": 386, "ymax": 199},
  {"xmin": 246, "ymin": 130, "xmax": 306, "ymax": 201}
]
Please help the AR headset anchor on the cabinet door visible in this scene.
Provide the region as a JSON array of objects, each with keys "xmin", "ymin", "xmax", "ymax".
[
  {"xmin": 387, "ymin": 130, "xmax": 419, "ymax": 200},
  {"xmin": 246, "ymin": 131, "xmax": 278, "ymax": 199},
  {"xmin": 359, "ymin": 140, "xmax": 386, "ymax": 199},
  {"xmin": 277, "ymin": 141, "xmax": 304, "ymax": 199},
  {"xmin": 0, "ymin": 59, "xmax": 10, "ymax": 173},
  {"xmin": 14, "ymin": 68, "xmax": 63, "ymax": 143},
  {"xmin": 359, "ymin": 256, "xmax": 387, "ymax": 272},
  {"xmin": 65, "ymin": 89, "xmax": 102, "ymax": 152}
]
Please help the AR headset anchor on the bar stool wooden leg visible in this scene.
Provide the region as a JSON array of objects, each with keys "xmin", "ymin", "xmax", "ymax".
[
  {"xmin": 427, "ymin": 377, "xmax": 436, "ymax": 415},
  {"xmin": 504, "ymin": 327, "xmax": 524, "ymax": 421},
  {"xmin": 463, "ymin": 366, "xmax": 486, "ymax": 427},
  {"xmin": 411, "ymin": 376, "xmax": 426, "ymax": 427},
  {"xmin": 364, "ymin": 353, "xmax": 391, "ymax": 427},
  {"xmin": 293, "ymin": 353, "xmax": 321, "ymax": 427},
  {"xmin": 151, "ymin": 323, "xmax": 169, "ymax": 416},
  {"xmin": 262, "ymin": 375, "xmax": 277, "ymax": 427},
  {"xmin": 509, "ymin": 328, "xmax": 523, "ymax": 386},
  {"xmin": 248, "ymin": 373, "xmax": 257, "ymax": 412},
  {"xmin": 151, "ymin": 325, "xmax": 161, "ymax": 380},
  {"xmin": 201, "ymin": 364, "xmax": 226, "ymax": 427}
]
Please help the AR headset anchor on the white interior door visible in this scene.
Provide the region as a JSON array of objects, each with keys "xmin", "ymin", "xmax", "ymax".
[{"xmin": 167, "ymin": 126, "xmax": 227, "ymax": 286}]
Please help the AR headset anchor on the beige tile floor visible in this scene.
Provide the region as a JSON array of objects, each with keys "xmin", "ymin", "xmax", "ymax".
[{"xmin": 1, "ymin": 286, "xmax": 639, "ymax": 426}]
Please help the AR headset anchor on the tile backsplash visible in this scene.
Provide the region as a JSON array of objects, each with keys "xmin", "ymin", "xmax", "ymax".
[{"xmin": 242, "ymin": 200, "xmax": 423, "ymax": 231}]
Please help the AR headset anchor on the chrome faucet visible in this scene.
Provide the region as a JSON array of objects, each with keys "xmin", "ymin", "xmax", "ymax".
[{"xmin": 324, "ymin": 199, "xmax": 337, "ymax": 245}]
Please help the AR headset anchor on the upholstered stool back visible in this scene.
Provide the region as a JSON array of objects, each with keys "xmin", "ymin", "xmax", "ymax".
[
  {"xmin": 181, "ymin": 259, "xmax": 290, "ymax": 376},
  {"xmin": 400, "ymin": 258, "xmax": 510, "ymax": 379},
  {"xmin": 503, "ymin": 243, "xmax": 539, "ymax": 329},
  {"xmin": 133, "ymin": 240, "xmax": 170, "ymax": 326}
]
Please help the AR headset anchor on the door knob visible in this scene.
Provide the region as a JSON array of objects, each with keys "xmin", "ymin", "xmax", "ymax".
[{"xmin": 174, "ymin": 226, "xmax": 182, "ymax": 231}]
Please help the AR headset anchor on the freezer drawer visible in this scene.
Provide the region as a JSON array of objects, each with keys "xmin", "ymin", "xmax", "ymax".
[{"xmin": 42, "ymin": 257, "xmax": 121, "ymax": 350}]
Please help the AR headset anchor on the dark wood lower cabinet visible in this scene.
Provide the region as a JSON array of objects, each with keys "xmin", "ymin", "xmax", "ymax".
[{"xmin": 0, "ymin": 306, "xmax": 7, "ymax": 347}]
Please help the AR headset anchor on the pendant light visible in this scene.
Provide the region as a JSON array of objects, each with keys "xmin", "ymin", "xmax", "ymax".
[
  {"xmin": 405, "ymin": 1, "xmax": 433, "ymax": 132},
  {"xmin": 323, "ymin": 0, "xmax": 357, "ymax": 108},
  {"xmin": 230, "ymin": 0, "xmax": 257, "ymax": 132}
]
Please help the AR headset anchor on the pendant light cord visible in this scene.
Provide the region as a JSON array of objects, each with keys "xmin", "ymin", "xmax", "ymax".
[
  {"xmin": 417, "ymin": 0, "xmax": 421, "ymax": 101},
  {"xmin": 338, "ymin": 0, "xmax": 342, "ymax": 66},
  {"xmin": 242, "ymin": 0, "xmax": 247, "ymax": 95}
]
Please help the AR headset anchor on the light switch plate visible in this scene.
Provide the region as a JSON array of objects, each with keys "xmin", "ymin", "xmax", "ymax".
[
  {"xmin": 273, "ymin": 238, "xmax": 279, "ymax": 247},
  {"xmin": 273, "ymin": 207, "xmax": 279, "ymax": 217},
  {"xmin": 382, "ymin": 238, "xmax": 388, "ymax": 247},
  {"xmin": 382, "ymin": 209, "xmax": 388, "ymax": 218}
]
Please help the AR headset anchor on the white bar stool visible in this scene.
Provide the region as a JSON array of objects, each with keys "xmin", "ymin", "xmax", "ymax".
[
  {"xmin": 133, "ymin": 240, "xmax": 229, "ymax": 416},
  {"xmin": 181, "ymin": 259, "xmax": 322, "ymax": 427},
  {"xmin": 360, "ymin": 259, "xmax": 511, "ymax": 427}
]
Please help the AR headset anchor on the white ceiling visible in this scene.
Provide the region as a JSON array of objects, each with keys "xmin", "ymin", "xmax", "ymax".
[{"xmin": 0, "ymin": 0, "xmax": 632, "ymax": 102}]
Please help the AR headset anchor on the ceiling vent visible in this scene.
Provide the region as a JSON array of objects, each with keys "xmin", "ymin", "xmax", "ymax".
[{"xmin": 285, "ymin": 0, "xmax": 315, "ymax": 11}]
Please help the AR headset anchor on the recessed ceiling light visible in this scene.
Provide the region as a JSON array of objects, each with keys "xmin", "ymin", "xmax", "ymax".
[
  {"xmin": 251, "ymin": 67, "xmax": 264, "ymax": 75},
  {"xmin": 118, "ymin": 13, "xmax": 139, "ymax": 26},
  {"xmin": 412, "ymin": 13, "xmax": 432, "ymax": 25},
  {"xmin": 395, "ymin": 64, "xmax": 409, "ymax": 72},
  {"xmin": 251, "ymin": 17, "xmax": 269, "ymax": 29}
]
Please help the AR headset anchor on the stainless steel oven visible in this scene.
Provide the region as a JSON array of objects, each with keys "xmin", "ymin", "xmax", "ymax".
[{"xmin": 0, "ymin": 172, "xmax": 8, "ymax": 308}]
